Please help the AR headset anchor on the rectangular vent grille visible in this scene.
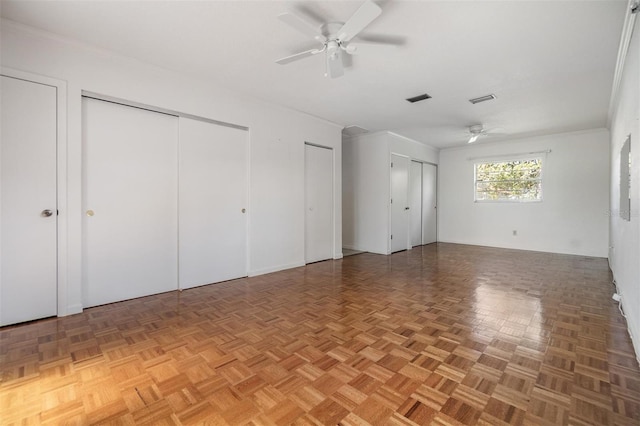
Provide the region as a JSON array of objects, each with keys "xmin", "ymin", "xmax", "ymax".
[
  {"xmin": 469, "ymin": 94, "xmax": 496, "ymax": 104},
  {"xmin": 406, "ymin": 93, "xmax": 432, "ymax": 103}
]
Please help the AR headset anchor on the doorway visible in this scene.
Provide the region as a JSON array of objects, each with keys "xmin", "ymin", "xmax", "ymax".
[{"xmin": 305, "ymin": 143, "xmax": 334, "ymax": 263}]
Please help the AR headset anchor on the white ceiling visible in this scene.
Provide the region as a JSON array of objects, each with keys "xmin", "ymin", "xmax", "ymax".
[{"xmin": 0, "ymin": 0, "xmax": 627, "ymax": 148}]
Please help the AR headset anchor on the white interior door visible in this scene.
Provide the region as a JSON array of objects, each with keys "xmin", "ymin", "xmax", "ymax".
[
  {"xmin": 409, "ymin": 161, "xmax": 423, "ymax": 247},
  {"xmin": 1, "ymin": 75, "xmax": 58, "ymax": 326},
  {"xmin": 305, "ymin": 144, "xmax": 333, "ymax": 263},
  {"xmin": 179, "ymin": 118, "xmax": 248, "ymax": 289},
  {"xmin": 391, "ymin": 154, "xmax": 410, "ymax": 253},
  {"xmin": 83, "ymin": 97, "xmax": 178, "ymax": 307},
  {"xmin": 422, "ymin": 163, "xmax": 437, "ymax": 244}
]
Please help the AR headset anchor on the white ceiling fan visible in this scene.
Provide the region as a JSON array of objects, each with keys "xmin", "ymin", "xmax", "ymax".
[
  {"xmin": 275, "ymin": 1, "xmax": 390, "ymax": 78},
  {"xmin": 467, "ymin": 124, "xmax": 504, "ymax": 143}
]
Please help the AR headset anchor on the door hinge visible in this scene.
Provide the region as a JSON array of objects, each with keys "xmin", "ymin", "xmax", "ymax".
[
  {"xmin": 391, "ymin": 235, "xmax": 393, "ymax": 240},
  {"xmin": 391, "ymin": 162, "xmax": 393, "ymax": 167}
]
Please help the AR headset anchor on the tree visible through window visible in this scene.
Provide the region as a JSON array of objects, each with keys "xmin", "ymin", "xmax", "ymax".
[{"xmin": 475, "ymin": 158, "xmax": 543, "ymax": 202}]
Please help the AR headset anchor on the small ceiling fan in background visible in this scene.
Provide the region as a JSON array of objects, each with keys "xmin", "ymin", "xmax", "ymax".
[
  {"xmin": 467, "ymin": 124, "xmax": 504, "ymax": 143},
  {"xmin": 275, "ymin": 0, "xmax": 401, "ymax": 78}
]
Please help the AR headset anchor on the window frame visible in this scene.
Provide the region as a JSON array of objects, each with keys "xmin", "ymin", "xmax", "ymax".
[{"xmin": 473, "ymin": 156, "xmax": 544, "ymax": 203}]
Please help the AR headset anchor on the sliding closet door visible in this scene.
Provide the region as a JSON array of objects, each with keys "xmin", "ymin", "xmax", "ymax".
[
  {"xmin": 83, "ymin": 98, "xmax": 178, "ymax": 307},
  {"xmin": 409, "ymin": 161, "xmax": 423, "ymax": 247},
  {"xmin": 178, "ymin": 118, "xmax": 248, "ymax": 289},
  {"xmin": 422, "ymin": 163, "xmax": 437, "ymax": 244}
]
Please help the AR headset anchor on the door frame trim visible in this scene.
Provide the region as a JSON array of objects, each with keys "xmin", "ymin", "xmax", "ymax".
[{"xmin": 1, "ymin": 67, "xmax": 69, "ymax": 317}]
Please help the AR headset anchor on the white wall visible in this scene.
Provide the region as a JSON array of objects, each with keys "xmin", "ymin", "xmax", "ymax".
[
  {"xmin": 609, "ymin": 16, "xmax": 639, "ymax": 359},
  {"xmin": 343, "ymin": 132, "xmax": 389, "ymax": 253},
  {"xmin": 1, "ymin": 20, "xmax": 343, "ymax": 314},
  {"xmin": 342, "ymin": 131, "xmax": 438, "ymax": 254},
  {"xmin": 439, "ymin": 129, "xmax": 610, "ymax": 257},
  {"xmin": 388, "ymin": 132, "xmax": 439, "ymax": 165}
]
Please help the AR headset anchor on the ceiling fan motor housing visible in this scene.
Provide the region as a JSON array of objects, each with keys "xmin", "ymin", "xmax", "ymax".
[{"xmin": 326, "ymin": 40, "xmax": 340, "ymax": 59}]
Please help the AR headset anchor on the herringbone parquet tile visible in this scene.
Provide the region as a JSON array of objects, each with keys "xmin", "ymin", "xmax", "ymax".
[{"xmin": 1, "ymin": 243, "xmax": 639, "ymax": 425}]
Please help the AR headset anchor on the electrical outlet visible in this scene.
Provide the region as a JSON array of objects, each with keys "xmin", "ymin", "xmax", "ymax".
[
  {"xmin": 612, "ymin": 293, "xmax": 622, "ymax": 302},
  {"xmin": 512, "ymin": 230, "xmax": 517, "ymax": 236}
]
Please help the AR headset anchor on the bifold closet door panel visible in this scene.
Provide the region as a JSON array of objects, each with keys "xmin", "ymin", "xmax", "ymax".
[
  {"xmin": 83, "ymin": 98, "xmax": 179, "ymax": 307},
  {"xmin": 178, "ymin": 118, "xmax": 248, "ymax": 289}
]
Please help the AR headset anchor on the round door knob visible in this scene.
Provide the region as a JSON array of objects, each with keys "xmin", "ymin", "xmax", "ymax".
[
  {"xmin": 86, "ymin": 210, "xmax": 95, "ymax": 217},
  {"xmin": 41, "ymin": 209, "xmax": 53, "ymax": 217},
  {"xmin": 241, "ymin": 208, "xmax": 246, "ymax": 213}
]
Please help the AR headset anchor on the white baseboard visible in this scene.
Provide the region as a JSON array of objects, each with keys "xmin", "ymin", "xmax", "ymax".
[
  {"xmin": 619, "ymin": 293, "xmax": 640, "ymax": 367},
  {"xmin": 437, "ymin": 239, "xmax": 607, "ymax": 258},
  {"xmin": 249, "ymin": 261, "xmax": 305, "ymax": 277},
  {"xmin": 61, "ymin": 303, "xmax": 83, "ymax": 316}
]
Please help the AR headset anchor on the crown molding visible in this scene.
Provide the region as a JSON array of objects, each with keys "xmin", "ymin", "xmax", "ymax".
[{"xmin": 607, "ymin": 0, "xmax": 638, "ymax": 127}]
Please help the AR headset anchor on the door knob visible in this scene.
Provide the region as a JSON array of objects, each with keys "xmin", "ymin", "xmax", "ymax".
[
  {"xmin": 41, "ymin": 209, "xmax": 53, "ymax": 217},
  {"xmin": 405, "ymin": 207, "xmax": 410, "ymax": 210}
]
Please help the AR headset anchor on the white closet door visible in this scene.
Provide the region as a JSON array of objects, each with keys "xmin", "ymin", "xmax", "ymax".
[
  {"xmin": 409, "ymin": 161, "xmax": 423, "ymax": 247},
  {"xmin": 83, "ymin": 98, "xmax": 178, "ymax": 307},
  {"xmin": 305, "ymin": 144, "xmax": 333, "ymax": 263},
  {"xmin": 390, "ymin": 154, "xmax": 410, "ymax": 253},
  {"xmin": 1, "ymin": 75, "xmax": 57, "ymax": 325},
  {"xmin": 179, "ymin": 118, "xmax": 248, "ymax": 289},
  {"xmin": 422, "ymin": 163, "xmax": 437, "ymax": 244}
]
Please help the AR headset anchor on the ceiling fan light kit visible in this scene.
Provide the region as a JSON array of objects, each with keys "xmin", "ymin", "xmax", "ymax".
[{"xmin": 275, "ymin": 0, "xmax": 390, "ymax": 79}]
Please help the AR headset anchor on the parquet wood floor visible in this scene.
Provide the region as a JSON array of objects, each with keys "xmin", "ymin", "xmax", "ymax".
[{"xmin": 1, "ymin": 243, "xmax": 639, "ymax": 425}]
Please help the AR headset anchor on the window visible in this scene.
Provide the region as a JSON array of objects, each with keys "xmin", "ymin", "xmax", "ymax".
[{"xmin": 474, "ymin": 158, "xmax": 543, "ymax": 202}]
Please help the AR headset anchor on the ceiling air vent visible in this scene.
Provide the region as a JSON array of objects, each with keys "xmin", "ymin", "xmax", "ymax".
[
  {"xmin": 469, "ymin": 94, "xmax": 496, "ymax": 104},
  {"xmin": 406, "ymin": 93, "xmax": 432, "ymax": 103}
]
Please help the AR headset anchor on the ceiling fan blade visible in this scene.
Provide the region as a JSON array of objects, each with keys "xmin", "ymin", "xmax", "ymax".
[
  {"xmin": 483, "ymin": 127, "xmax": 506, "ymax": 135},
  {"xmin": 326, "ymin": 49, "xmax": 344, "ymax": 78},
  {"xmin": 344, "ymin": 41, "xmax": 397, "ymax": 55},
  {"xmin": 276, "ymin": 48, "xmax": 322, "ymax": 65},
  {"xmin": 354, "ymin": 33, "xmax": 407, "ymax": 46},
  {"xmin": 468, "ymin": 134, "xmax": 480, "ymax": 144},
  {"xmin": 278, "ymin": 12, "xmax": 327, "ymax": 42},
  {"xmin": 337, "ymin": 0, "xmax": 382, "ymax": 43}
]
